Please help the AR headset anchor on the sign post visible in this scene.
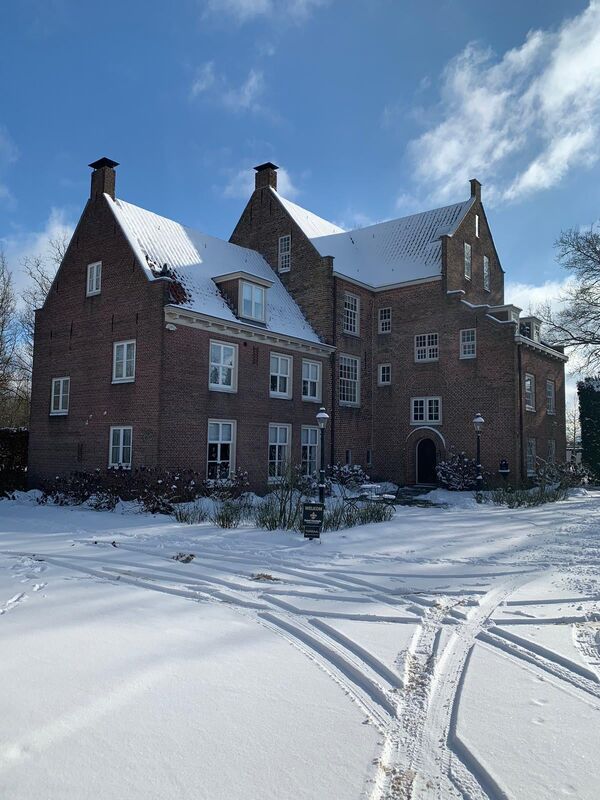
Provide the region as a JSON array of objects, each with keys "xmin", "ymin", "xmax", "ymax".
[{"xmin": 303, "ymin": 502, "xmax": 324, "ymax": 540}]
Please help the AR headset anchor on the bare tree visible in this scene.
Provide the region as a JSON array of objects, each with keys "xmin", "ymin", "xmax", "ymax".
[
  {"xmin": 0, "ymin": 250, "xmax": 28, "ymax": 426},
  {"xmin": 538, "ymin": 226, "xmax": 600, "ymax": 372},
  {"xmin": 565, "ymin": 401, "xmax": 581, "ymax": 451}
]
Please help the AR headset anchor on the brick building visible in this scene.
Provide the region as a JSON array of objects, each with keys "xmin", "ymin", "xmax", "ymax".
[{"xmin": 28, "ymin": 158, "xmax": 567, "ymax": 490}]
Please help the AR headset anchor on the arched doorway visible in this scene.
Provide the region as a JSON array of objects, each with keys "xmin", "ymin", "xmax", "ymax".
[{"xmin": 416, "ymin": 438, "xmax": 437, "ymax": 484}]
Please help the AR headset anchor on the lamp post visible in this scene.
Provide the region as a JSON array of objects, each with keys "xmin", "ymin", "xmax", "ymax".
[
  {"xmin": 316, "ymin": 407, "xmax": 329, "ymax": 505},
  {"xmin": 473, "ymin": 413, "xmax": 484, "ymax": 490}
]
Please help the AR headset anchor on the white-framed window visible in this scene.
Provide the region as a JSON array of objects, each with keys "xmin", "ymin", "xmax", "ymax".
[
  {"xmin": 526, "ymin": 438, "xmax": 536, "ymax": 475},
  {"xmin": 240, "ymin": 281, "xmax": 266, "ymax": 323},
  {"xmin": 302, "ymin": 359, "xmax": 322, "ymax": 402},
  {"xmin": 270, "ymin": 353, "xmax": 292, "ymax": 399},
  {"xmin": 483, "ymin": 256, "xmax": 490, "ymax": 291},
  {"xmin": 475, "ymin": 214, "xmax": 479, "ymax": 238},
  {"xmin": 378, "ymin": 307, "xmax": 392, "ymax": 334},
  {"xmin": 301, "ymin": 426, "xmax": 319, "ymax": 477},
  {"xmin": 112, "ymin": 340, "xmax": 136, "ymax": 383},
  {"xmin": 269, "ymin": 423, "xmax": 291, "ymax": 480},
  {"xmin": 339, "ymin": 354, "xmax": 360, "ymax": 406},
  {"xmin": 547, "ymin": 439, "xmax": 556, "ymax": 463},
  {"xmin": 532, "ymin": 321, "xmax": 541, "ymax": 342},
  {"xmin": 464, "ymin": 242, "xmax": 472, "ymax": 280},
  {"xmin": 345, "ymin": 449, "xmax": 352, "ymax": 465},
  {"xmin": 50, "ymin": 377, "xmax": 70, "ymax": 415},
  {"xmin": 411, "ymin": 396, "xmax": 442, "ymax": 424},
  {"xmin": 109, "ymin": 426, "xmax": 132, "ymax": 469},
  {"xmin": 278, "ymin": 235, "xmax": 291, "ymax": 272},
  {"xmin": 207, "ymin": 420, "xmax": 236, "ymax": 479},
  {"xmin": 378, "ymin": 363, "xmax": 391, "ymax": 385},
  {"xmin": 415, "ymin": 332, "xmax": 439, "ymax": 362},
  {"xmin": 546, "ymin": 380, "xmax": 556, "ymax": 415},
  {"xmin": 343, "ymin": 292, "xmax": 360, "ymax": 335},
  {"xmin": 525, "ymin": 373, "xmax": 535, "ymax": 411},
  {"xmin": 86, "ymin": 262, "xmax": 102, "ymax": 296},
  {"xmin": 460, "ymin": 328, "xmax": 477, "ymax": 359},
  {"xmin": 209, "ymin": 340, "xmax": 238, "ymax": 393}
]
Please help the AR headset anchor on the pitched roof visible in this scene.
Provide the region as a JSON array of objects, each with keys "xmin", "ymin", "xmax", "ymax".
[
  {"xmin": 274, "ymin": 189, "xmax": 474, "ymax": 289},
  {"xmin": 106, "ymin": 195, "xmax": 322, "ymax": 345}
]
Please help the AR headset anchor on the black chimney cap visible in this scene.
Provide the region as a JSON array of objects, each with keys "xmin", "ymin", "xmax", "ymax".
[
  {"xmin": 254, "ymin": 161, "xmax": 279, "ymax": 172},
  {"xmin": 89, "ymin": 157, "xmax": 119, "ymax": 170}
]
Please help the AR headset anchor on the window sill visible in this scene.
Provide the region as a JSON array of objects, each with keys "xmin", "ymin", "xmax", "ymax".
[
  {"xmin": 525, "ymin": 406, "xmax": 536, "ymax": 412},
  {"xmin": 108, "ymin": 465, "xmax": 132, "ymax": 470},
  {"xmin": 342, "ymin": 330, "xmax": 361, "ymax": 338},
  {"xmin": 270, "ymin": 393, "xmax": 292, "ymax": 400},
  {"xmin": 49, "ymin": 411, "xmax": 68, "ymax": 416},
  {"xmin": 377, "ymin": 382, "xmax": 392, "ymax": 388},
  {"xmin": 302, "ymin": 396, "xmax": 322, "ymax": 404},
  {"xmin": 414, "ymin": 358, "xmax": 439, "ymax": 364},
  {"xmin": 112, "ymin": 378, "xmax": 135, "ymax": 384},
  {"xmin": 86, "ymin": 290, "xmax": 101, "ymax": 298},
  {"xmin": 209, "ymin": 385, "xmax": 237, "ymax": 394},
  {"xmin": 547, "ymin": 410, "xmax": 556, "ymax": 416},
  {"xmin": 459, "ymin": 355, "xmax": 476, "ymax": 360},
  {"xmin": 410, "ymin": 420, "xmax": 442, "ymax": 426},
  {"xmin": 278, "ymin": 267, "xmax": 290, "ymax": 274},
  {"xmin": 339, "ymin": 401, "xmax": 360, "ymax": 408}
]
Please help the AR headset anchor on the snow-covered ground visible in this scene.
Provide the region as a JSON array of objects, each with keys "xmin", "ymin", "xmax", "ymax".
[{"xmin": 1, "ymin": 490, "xmax": 599, "ymax": 799}]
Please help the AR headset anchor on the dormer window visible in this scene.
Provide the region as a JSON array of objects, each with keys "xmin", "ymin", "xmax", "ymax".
[{"xmin": 240, "ymin": 281, "xmax": 266, "ymax": 323}]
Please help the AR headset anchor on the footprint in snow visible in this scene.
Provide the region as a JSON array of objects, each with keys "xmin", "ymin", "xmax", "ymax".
[
  {"xmin": 0, "ymin": 592, "xmax": 27, "ymax": 615},
  {"xmin": 32, "ymin": 583, "xmax": 46, "ymax": 592}
]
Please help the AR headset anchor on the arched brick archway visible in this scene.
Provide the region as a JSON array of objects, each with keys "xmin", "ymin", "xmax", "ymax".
[{"xmin": 405, "ymin": 427, "xmax": 446, "ymax": 485}]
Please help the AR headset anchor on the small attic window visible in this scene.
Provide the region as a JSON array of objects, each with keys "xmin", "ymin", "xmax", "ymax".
[
  {"xmin": 240, "ymin": 281, "xmax": 266, "ymax": 323},
  {"xmin": 475, "ymin": 215, "xmax": 479, "ymax": 238}
]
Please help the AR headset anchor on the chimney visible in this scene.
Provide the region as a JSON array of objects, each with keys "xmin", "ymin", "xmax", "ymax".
[
  {"xmin": 470, "ymin": 178, "xmax": 481, "ymax": 202},
  {"xmin": 254, "ymin": 162, "xmax": 278, "ymax": 191},
  {"xmin": 89, "ymin": 157, "xmax": 119, "ymax": 200}
]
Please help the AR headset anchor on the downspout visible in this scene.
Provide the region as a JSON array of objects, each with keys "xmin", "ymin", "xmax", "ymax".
[
  {"xmin": 330, "ymin": 273, "xmax": 337, "ymax": 467},
  {"xmin": 517, "ymin": 342, "xmax": 524, "ymax": 484}
]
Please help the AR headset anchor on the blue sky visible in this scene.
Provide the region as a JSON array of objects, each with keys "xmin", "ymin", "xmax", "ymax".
[{"xmin": 1, "ymin": 0, "xmax": 599, "ymax": 315}]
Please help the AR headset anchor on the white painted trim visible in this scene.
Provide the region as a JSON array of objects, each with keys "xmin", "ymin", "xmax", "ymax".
[
  {"xmin": 378, "ymin": 307, "xmax": 392, "ymax": 334},
  {"xmin": 515, "ymin": 335, "xmax": 568, "ymax": 362},
  {"xmin": 268, "ymin": 422, "xmax": 292, "ymax": 482},
  {"xmin": 410, "ymin": 396, "xmax": 442, "ymax": 425},
  {"xmin": 50, "ymin": 376, "xmax": 70, "ymax": 415},
  {"xmin": 342, "ymin": 291, "xmax": 360, "ymax": 336},
  {"xmin": 213, "ymin": 271, "xmax": 273, "ymax": 288},
  {"xmin": 206, "ymin": 419, "xmax": 237, "ymax": 478},
  {"xmin": 238, "ymin": 280, "xmax": 267, "ymax": 324},
  {"xmin": 377, "ymin": 363, "xmax": 392, "ymax": 386},
  {"xmin": 112, "ymin": 340, "xmax": 136, "ymax": 384},
  {"xmin": 301, "ymin": 359, "xmax": 322, "ymax": 403},
  {"xmin": 414, "ymin": 332, "xmax": 439, "ymax": 363},
  {"xmin": 405, "ymin": 426, "xmax": 446, "ymax": 446},
  {"xmin": 164, "ymin": 307, "xmax": 335, "ymax": 357},
  {"xmin": 334, "ymin": 272, "xmax": 441, "ymax": 293},
  {"xmin": 459, "ymin": 328, "xmax": 477, "ymax": 359},
  {"xmin": 300, "ymin": 425, "xmax": 320, "ymax": 477},
  {"xmin": 208, "ymin": 339, "xmax": 239, "ymax": 394},
  {"xmin": 108, "ymin": 425, "xmax": 133, "ymax": 469},
  {"xmin": 269, "ymin": 352, "xmax": 293, "ymax": 399},
  {"xmin": 339, "ymin": 353, "xmax": 361, "ymax": 407},
  {"xmin": 86, "ymin": 261, "xmax": 102, "ymax": 297}
]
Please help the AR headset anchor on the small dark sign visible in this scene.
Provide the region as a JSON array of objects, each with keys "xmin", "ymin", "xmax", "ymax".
[{"xmin": 303, "ymin": 502, "xmax": 324, "ymax": 539}]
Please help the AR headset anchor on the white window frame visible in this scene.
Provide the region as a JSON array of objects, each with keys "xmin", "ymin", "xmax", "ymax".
[
  {"xmin": 378, "ymin": 363, "xmax": 392, "ymax": 386},
  {"xmin": 414, "ymin": 332, "xmax": 439, "ymax": 362},
  {"xmin": 302, "ymin": 359, "xmax": 322, "ymax": 403},
  {"xmin": 483, "ymin": 255, "xmax": 490, "ymax": 292},
  {"xmin": 464, "ymin": 242, "xmax": 472, "ymax": 280},
  {"xmin": 532, "ymin": 322, "xmax": 541, "ymax": 342},
  {"xmin": 268, "ymin": 423, "xmax": 291, "ymax": 482},
  {"xmin": 547, "ymin": 439, "xmax": 556, "ymax": 464},
  {"xmin": 475, "ymin": 214, "xmax": 479, "ymax": 238},
  {"xmin": 112, "ymin": 340, "xmax": 136, "ymax": 384},
  {"xmin": 278, "ymin": 235, "xmax": 291, "ymax": 272},
  {"xmin": 209, "ymin": 340, "xmax": 238, "ymax": 393},
  {"xmin": 546, "ymin": 380, "xmax": 556, "ymax": 415},
  {"xmin": 50, "ymin": 376, "xmax": 70, "ymax": 415},
  {"xmin": 460, "ymin": 328, "xmax": 477, "ymax": 359},
  {"xmin": 339, "ymin": 354, "xmax": 360, "ymax": 407},
  {"xmin": 301, "ymin": 426, "xmax": 319, "ymax": 477},
  {"xmin": 343, "ymin": 292, "xmax": 360, "ymax": 336},
  {"xmin": 378, "ymin": 307, "xmax": 392, "ymax": 334},
  {"xmin": 86, "ymin": 261, "xmax": 102, "ymax": 297},
  {"xmin": 239, "ymin": 281, "xmax": 266, "ymax": 323},
  {"xmin": 525, "ymin": 373, "xmax": 536, "ymax": 411},
  {"xmin": 108, "ymin": 426, "xmax": 132, "ymax": 469},
  {"xmin": 270, "ymin": 353, "xmax": 293, "ymax": 399},
  {"xmin": 526, "ymin": 438, "xmax": 536, "ymax": 475},
  {"xmin": 411, "ymin": 396, "xmax": 442, "ymax": 425},
  {"xmin": 207, "ymin": 419, "xmax": 236, "ymax": 479}
]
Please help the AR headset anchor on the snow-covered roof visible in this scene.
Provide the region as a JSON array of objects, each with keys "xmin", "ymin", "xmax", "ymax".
[
  {"xmin": 274, "ymin": 189, "xmax": 474, "ymax": 289},
  {"xmin": 106, "ymin": 195, "xmax": 321, "ymax": 345}
]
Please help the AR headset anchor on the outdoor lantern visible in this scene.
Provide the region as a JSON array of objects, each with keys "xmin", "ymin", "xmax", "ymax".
[
  {"xmin": 473, "ymin": 412, "xmax": 484, "ymax": 489},
  {"xmin": 316, "ymin": 407, "xmax": 329, "ymax": 504},
  {"xmin": 316, "ymin": 408, "xmax": 330, "ymax": 430},
  {"xmin": 473, "ymin": 413, "xmax": 484, "ymax": 432}
]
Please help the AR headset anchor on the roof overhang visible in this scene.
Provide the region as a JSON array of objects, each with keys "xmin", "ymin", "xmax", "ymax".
[
  {"xmin": 333, "ymin": 271, "xmax": 441, "ymax": 292},
  {"xmin": 213, "ymin": 270, "xmax": 274, "ymax": 289}
]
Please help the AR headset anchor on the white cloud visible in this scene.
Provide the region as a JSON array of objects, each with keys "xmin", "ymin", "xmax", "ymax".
[
  {"xmin": 223, "ymin": 165, "xmax": 298, "ymax": 199},
  {"xmin": 190, "ymin": 62, "xmax": 216, "ymax": 97},
  {"xmin": 202, "ymin": 0, "xmax": 327, "ymax": 24},
  {"xmin": 504, "ymin": 277, "xmax": 573, "ymax": 315},
  {"xmin": 190, "ymin": 63, "xmax": 265, "ymax": 114},
  {"xmin": 0, "ymin": 125, "xmax": 18, "ymax": 204},
  {"xmin": 407, "ymin": 1, "xmax": 600, "ymax": 204}
]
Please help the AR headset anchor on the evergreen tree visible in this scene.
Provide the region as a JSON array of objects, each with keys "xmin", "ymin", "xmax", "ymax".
[{"xmin": 577, "ymin": 378, "xmax": 600, "ymax": 476}]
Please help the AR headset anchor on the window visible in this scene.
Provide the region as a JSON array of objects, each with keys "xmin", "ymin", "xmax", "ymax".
[
  {"xmin": 109, "ymin": 426, "xmax": 132, "ymax": 469},
  {"xmin": 209, "ymin": 341, "xmax": 238, "ymax": 393},
  {"xmin": 339, "ymin": 354, "xmax": 360, "ymax": 406},
  {"xmin": 411, "ymin": 396, "xmax": 442, "ymax": 424},
  {"xmin": 378, "ymin": 363, "xmax": 391, "ymax": 385},
  {"xmin": 414, "ymin": 332, "xmax": 439, "ymax": 362},
  {"xmin": 87, "ymin": 262, "xmax": 102, "ymax": 296},
  {"xmin": 270, "ymin": 353, "xmax": 292, "ymax": 398},
  {"xmin": 302, "ymin": 360, "xmax": 322, "ymax": 402},
  {"xmin": 50, "ymin": 377, "xmax": 70, "ymax": 415},
  {"xmin": 378, "ymin": 307, "xmax": 392, "ymax": 334},
  {"xmin": 240, "ymin": 281, "xmax": 266, "ymax": 323},
  {"xmin": 112, "ymin": 340, "xmax": 136, "ymax": 383},
  {"xmin": 475, "ymin": 214, "xmax": 479, "ymax": 238},
  {"xmin": 366, "ymin": 449, "xmax": 372, "ymax": 467},
  {"xmin": 483, "ymin": 256, "xmax": 490, "ymax": 291},
  {"xmin": 546, "ymin": 380, "xmax": 556, "ymax": 415},
  {"xmin": 345, "ymin": 449, "xmax": 352, "ymax": 465},
  {"xmin": 278, "ymin": 235, "xmax": 291, "ymax": 272},
  {"xmin": 207, "ymin": 420, "xmax": 236, "ymax": 479},
  {"xmin": 269, "ymin": 423, "xmax": 290, "ymax": 480},
  {"xmin": 460, "ymin": 328, "xmax": 477, "ymax": 359},
  {"xmin": 525, "ymin": 373, "xmax": 535, "ymax": 411},
  {"xmin": 464, "ymin": 242, "xmax": 472, "ymax": 280},
  {"xmin": 547, "ymin": 439, "xmax": 556, "ymax": 463},
  {"xmin": 301, "ymin": 426, "xmax": 319, "ymax": 477},
  {"xmin": 526, "ymin": 438, "xmax": 536, "ymax": 475},
  {"xmin": 532, "ymin": 322, "xmax": 541, "ymax": 342},
  {"xmin": 343, "ymin": 292, "xmax": 359, "ymax": 335}
]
